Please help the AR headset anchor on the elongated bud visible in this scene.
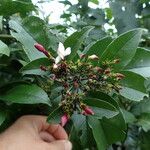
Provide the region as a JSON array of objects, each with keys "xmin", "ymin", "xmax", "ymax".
[
  {"xmin": 83, "ymin": 106, "xmax": 94, "ymax": 115},
  {"xmin": 115, "ymin": 73, "xmax": 125, "ymax": 80},
  {"xmin": 80, "ymin": 54, "xmax": 86, "ymax": 59},
  {"xmin": 113, "ymin": 59, "xmax": 120, "ymax": 64},
  {"xmin": 40, "ymin": 65, "xmax": 47, "ymax": 71},
  {"xmin": 34, "ymin": 43, "xmax": 50, "ymax": 58},
  {"xmin": 88, "ymin": 54, "xmax": 99, "ymax": 60},
  {"xmin": 61, "ymin": 114, "xmax": 69, "ymax": 127}
]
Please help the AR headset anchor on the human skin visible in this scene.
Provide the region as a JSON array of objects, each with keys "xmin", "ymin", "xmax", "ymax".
[{"xmin": 0, "ymin": 115, "xmax": 72, "ymax": 150}]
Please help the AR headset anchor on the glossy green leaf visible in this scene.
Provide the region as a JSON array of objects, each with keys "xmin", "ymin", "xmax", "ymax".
[
  {"xmin": 101, "ymin": 29, "xmax": 143, "ymax": 70},
  {"xmin": 0, "ymin": 84, "xmax": 51, "ymax": 106},
  {"xmin": 47, "ymin": 107, "xmax": 63, "ymax": 124},
  {"xmin": 0, "ymin": 40, "xmax": 10, "ymax": 56},
  {"xmin": 20, "ymin": 58, "xmax": 51, "ymax": 75},
  {"xmin": 83, "ymin": 36, "xmax": 112, "ymax": 57},
  {"xmin": 9, "ymin": 20, "xmax": 45, "ymax": 61},
  {"xmin": 71, "ymin": 114, "xmax": 94, "ymax": 148},
  {"xmin": 88, "ymin": 116, "xmax": 107, "ymax": 150},
  {"xmin": 65, "ymin": 26, "xmax": 93, "ymax": 60},
  {"xmin": 120, "ymin": 71, "xmax": 148, "ymax": 101},
  {"xmin": 125, "ymin": 47, "xmax": 150, "ymax": 77}
]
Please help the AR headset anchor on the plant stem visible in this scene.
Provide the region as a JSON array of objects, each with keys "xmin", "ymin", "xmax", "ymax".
[{"xmin": 0, "ymin": 34, "xmax": 14, "ymax": 39}]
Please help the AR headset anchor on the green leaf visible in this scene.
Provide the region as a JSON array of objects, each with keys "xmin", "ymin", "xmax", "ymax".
[
  {"xmin": 84, "ymin": 97, "xmax": 119, "ymax": 119},
  {"xmin": 71, "ymin": 114, "xmax": 94, "ymax": 148},
  {"xmin": 88, "ymin": 114, "xmax": 126, "ymax": 150},
  {"xmin": 47, "ymin": 107, "xmax": 63, "ymax": 124},
  {"xmin": 121, "ymin": 109, "xmax": 136, "ymax": 124},
  {"xmin": 0, "ymin": 84, "xmax": 51, "ymax": 106},
  {"xmin": 120, "ymin": 71, "xmax": 148, "ymax": 101},
  {"xmin": 0, "ymin": 16, "xmax": 3, "ymax": 31},
  {"xmin": 101, "ymin": 29, "xmax": 143, "ymax": 70},
  {"xmin": 90, "ymin": 0, "xmax": 99, "ymax": 5},
  {"xmin": 9, "ymin": 20, "xmax": 45, "ymax": 61},
  {"xmin": 22, "ymin": 16, "xmax": 59, "ymax": 52},
  {"xmin": 138, "ymin": 113, "xmax": 150, "ymax": 132},
  {"xmin": 0, "ymin": 109, "xmax": 7, "ymax": 126},
  {"xmin": 88, "ymin": 116, "xmax": 107, "ymax": 150},
  {"xmin": 131, "ymin": 98, "xmax": 150, "ymax": 116},
  {"xmin": 125, "ymin": 47, "xmax": 150, "ymax": 77},
  {"xmin": 20, "ymin": 58, "xmax": 51, "ymax": 75},
  {"xmin": 64, "ymin": 26, "xmax": 93, "ymax": 60},
  {"xmin": 0, "ymin": 40, "xmax": 10, "ymax": 56},
  {"xmin": 100, "ymin": 114, "xmax": 126, "ymax": 144},
  {"xmin": 83, "ymin": 36, "xmax": 113, "ymax": 57},
  {"xmin": 0, "ymin": 0, "xmax": 35, "ymax": 16}
]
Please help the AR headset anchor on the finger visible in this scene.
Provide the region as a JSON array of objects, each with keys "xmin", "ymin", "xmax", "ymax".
[
  {"xmin": 47, "ymin": 124, "xmax": 68, "ymax": 140},
  {"xmin": 39, "ymin": 131, "xmax": 56, "ymax": 142},
  {"xmin": 18, "ymin": 115, "xmax": 68, "ymax": 140},
  {"xmin": 45, "ymin": 140, "xmax": 72, "ymax": 150}
]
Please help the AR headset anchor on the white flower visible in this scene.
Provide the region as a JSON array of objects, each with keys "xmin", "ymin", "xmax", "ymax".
[{"xmin": 55, "ymin": 42, "xmax": 71, "ymax": 64}]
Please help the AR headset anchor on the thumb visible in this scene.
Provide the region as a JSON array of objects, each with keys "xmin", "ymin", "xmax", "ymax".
[{"xmin": 48, "ymin": 140, "xmax": 72, "ymax": 150}]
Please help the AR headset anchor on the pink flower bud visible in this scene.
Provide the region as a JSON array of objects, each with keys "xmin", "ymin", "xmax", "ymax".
[
  {"xmin": 40, "ymin": 65, "xmax": 47, "ymax": 71},
  {"xmin": 116, "ymin": 73, "xmax": 125, "ymax": 80},
  {"xmin": 88, "ymin": 55, "xmax": 99, "ymax": 60},
  {"xmin": 34, "ymin": 43, "xmax": 50, "ymax": 58},
  {"xmin": 61, "ymin": 114, "xmax": 69, "ymax": 127},
  {"xmin": 83, "ymin": 106, "xmax": 94, "ymax": 115},
  {"xmin": 80, "ymin": 54, "xmax": 86, "ymax": 59}
]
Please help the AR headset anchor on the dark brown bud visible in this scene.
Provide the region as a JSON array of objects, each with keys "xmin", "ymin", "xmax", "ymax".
[
  {"xmin": 40, "ymin": 65, "xmax": 47, "ymax": 71},
  {"xmin": 104, "ymin": 68, "xmax": 111, "ymax": 74}
]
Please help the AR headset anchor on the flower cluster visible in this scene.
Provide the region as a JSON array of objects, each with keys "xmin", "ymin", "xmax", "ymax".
[{"xmin": 34, "ymin": 43, "xmax": 125, "ymax": 126}]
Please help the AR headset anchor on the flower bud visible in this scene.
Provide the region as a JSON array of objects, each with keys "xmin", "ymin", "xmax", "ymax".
[
  {"xmin": 73, "ymin": 81, "xmax": 79, "ymax": 88},
  {"xmin": 34, "ymin": 43, "xmax": 50, "ymax": 58},
  {"xmin": 88, "ymin": 54, "xmax": 99, "ymax": 60},
  {"xmin": 115, "ymin": 73, "xmax": 125, "ymax": 80},
  {"xmin": 40, "ymin": 65, "xmax": 47, "ymax": 71},
  {"xmin": 83, "ymin": 106, "xmax": 94, "ymax": 115},
  {"xmin": 113, "ymin": 59, "xmax": 120, "ymax": 64},
  {"xmin": 104, "ymin": 68, "xmax": 111, "ymax": 74},
  {"xmin": 61, "ymin": 114, "xmax": 69, "ymax": 127},
  {"xmin": 80, "ymin": 54, "xmax": 86, "ymax": 59},
  {"xmin": 53, "ymin": 64, "xmax": 58, "ymax": 69},
  {"xmin": 94, "ymin": 67, "xmax": 103, "ymax": 73}
]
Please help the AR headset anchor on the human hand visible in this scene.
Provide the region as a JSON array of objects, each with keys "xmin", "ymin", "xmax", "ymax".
[{"xmin": 0, "ymin": 115, "xmax": 72, "ymax": 150}]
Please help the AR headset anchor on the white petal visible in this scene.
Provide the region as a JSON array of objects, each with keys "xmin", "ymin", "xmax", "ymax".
[
  {"xmin": 65, "ymin": 47, "xmax": 71, "ymax": 56},
  {"xmin": 55, "ymin": 56, "xmax": 61, "ymax": 64},
  {"xmin": 53, "ymin": 64, "xmax": 58, "ymax": 69},
  {"xmin": 57, "ymin": 42, "xmax": 65, "ymax": 59}
]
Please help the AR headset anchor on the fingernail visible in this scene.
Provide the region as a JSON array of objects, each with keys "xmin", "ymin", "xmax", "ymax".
[{"xmin": 64, "ymin": 140, "xmax": 72, "ymax": 150}]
